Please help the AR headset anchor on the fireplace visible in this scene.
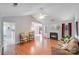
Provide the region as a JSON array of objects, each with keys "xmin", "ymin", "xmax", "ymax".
[{"xmin": 50, "ymin": 32, "xmax": 58, "ymax": 40}]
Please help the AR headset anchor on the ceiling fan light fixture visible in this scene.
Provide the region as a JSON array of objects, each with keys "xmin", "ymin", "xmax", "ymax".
[
  {"xmin": 13, "ymin": 3, "xmax": 18, "ymax": 7},
  {"xmin": 39, "ymin": 15, "xmax": 45, "ymax": 19}
]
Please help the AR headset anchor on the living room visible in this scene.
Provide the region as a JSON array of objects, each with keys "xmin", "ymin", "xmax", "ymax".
[{"xmin": 0, "ymin": 3, "xmax": 79, "ymax": 55}]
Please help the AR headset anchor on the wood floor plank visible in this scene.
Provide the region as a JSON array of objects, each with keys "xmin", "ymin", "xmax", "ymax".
[{"xmin": 3, "ymin": 39, "xmax": 57, "ymax": 55}]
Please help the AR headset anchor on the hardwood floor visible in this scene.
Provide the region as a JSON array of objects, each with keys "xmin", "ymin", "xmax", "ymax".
[{"xmin": 3, "ymin": 39, "xmax": 58, "ymax": 55}]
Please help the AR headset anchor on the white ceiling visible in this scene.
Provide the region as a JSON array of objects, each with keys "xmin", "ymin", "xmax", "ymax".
[
  {"xmin": 0, "ymin": 3, "xmax": 46, "ymax": 17},
  {"xmin": 0, "ymin": 3, "xmax": 79, "ymax": 23}
]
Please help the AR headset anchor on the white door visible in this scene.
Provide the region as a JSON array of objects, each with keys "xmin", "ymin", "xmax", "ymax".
[{"xmin": 3, "ymin": 22, "xmax": 15, "ymax": 54}]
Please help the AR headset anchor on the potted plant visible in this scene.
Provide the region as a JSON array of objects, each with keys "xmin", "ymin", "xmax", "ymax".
[{"xmin": 64, "ymin": 33, "xmax": 70, "ymax": 43}]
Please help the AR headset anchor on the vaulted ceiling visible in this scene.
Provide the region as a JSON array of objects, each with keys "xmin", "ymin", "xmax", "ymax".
[{"xmin": 0, "ymin": 3, "xmax": 79, "ymax": 24}]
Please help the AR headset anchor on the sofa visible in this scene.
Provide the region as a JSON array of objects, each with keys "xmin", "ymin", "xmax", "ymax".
[{"xmin": 56, "ymin": 37, "xmax": 79, "ymax": 55}]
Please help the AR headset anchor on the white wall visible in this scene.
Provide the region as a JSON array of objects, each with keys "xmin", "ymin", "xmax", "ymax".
[
  {"xmin": 45, "ymin": 18, "xmax": 76, "ymax": 40},
  {"xmin": 1, "ymin": 15, "xmax": 41, "ymax": 44},
  {"xmin": 45, "ymin": 22, "xmax": 61, "ymax": 40},
  {"xmin": 0, "ymin": 16, "xmax": 78, "ymax": 43}
]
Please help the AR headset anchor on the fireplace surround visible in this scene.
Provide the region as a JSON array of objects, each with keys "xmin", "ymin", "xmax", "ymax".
[{"xmin": 50, "ymin": 32, "xmax": 58, "ymax": 40}]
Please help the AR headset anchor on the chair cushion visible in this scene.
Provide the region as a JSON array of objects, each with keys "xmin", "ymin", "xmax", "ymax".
[{"xmin": 66, "ymin": 38, "xmax": 79, "ymax": 54}]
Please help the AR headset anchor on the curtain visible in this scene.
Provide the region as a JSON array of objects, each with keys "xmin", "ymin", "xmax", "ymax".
[
  {"xmin": 62, "ymin": 23, "xmax": 65, "ymax": 38},
  {"xmin": 68, "ymin": 23, "xmax": 72, "ymax": 37}
]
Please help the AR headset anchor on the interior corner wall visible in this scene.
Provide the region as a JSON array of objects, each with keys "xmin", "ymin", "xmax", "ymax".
[{"xmin": 1, "ymin": 15, "xmax": 41, "ymax": 44}]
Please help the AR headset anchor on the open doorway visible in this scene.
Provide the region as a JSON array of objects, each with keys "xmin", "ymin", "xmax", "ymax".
[
  {"xmin": 31, "ymin": 22, "xmax": 43, "ymax": 47},
  {"xmin": 31, "ymin": 22, "xmax": 43, "ymax": 39}
]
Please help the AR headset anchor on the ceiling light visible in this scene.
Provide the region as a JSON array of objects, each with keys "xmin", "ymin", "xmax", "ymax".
[
  {"xmin": 39, "ymin": 15, "xmax": 45, "ymax": 19},
  {"xmin": 39, "ymin": 14, "xmax": 47, "ymax": 19},
  {"xmin": 32, "ymin": 8, "xmax": 48, "ymax": 20},
  {"xmin": 13, "ymin": 3, "xmax": 18, "ymax": 7},
  {"xmin": 38, "ymin": 8, "xmax": 48, "ymax": 19}
]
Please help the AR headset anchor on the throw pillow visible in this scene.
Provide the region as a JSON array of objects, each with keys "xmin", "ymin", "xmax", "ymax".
[{"xmin": 66, "ymin": 38, "xmax": 79, "ymax": 54}]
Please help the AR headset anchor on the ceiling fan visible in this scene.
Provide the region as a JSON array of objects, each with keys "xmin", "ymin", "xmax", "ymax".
[
  {"xmin": 13, "ymin": 3, "xmax": 18, "ymax": 7},
  {"xmin": 36, "ymin": 8, "xmax": 48, "ymax": 19}
]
